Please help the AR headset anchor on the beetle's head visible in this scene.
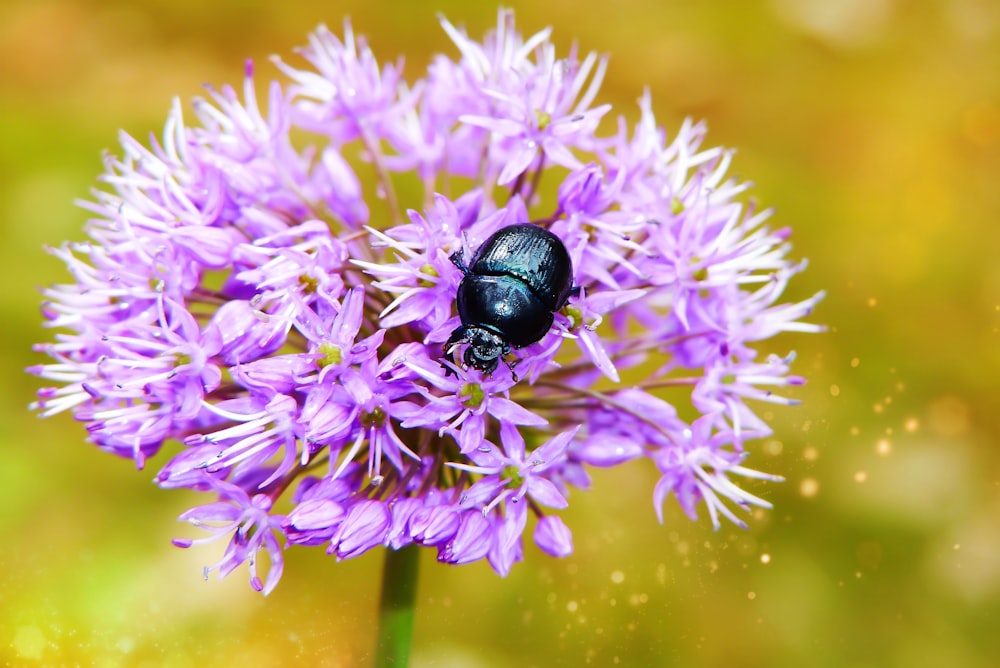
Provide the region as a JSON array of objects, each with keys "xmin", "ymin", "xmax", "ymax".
[{"xmin": 463, "ymin": 327, "xmax": 510, "ymax": 375}]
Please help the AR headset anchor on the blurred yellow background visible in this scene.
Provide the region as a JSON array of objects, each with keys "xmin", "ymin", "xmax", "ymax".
[{"xmin": 2, "ymin": 0, "xmax": 998, "ymax": 666}]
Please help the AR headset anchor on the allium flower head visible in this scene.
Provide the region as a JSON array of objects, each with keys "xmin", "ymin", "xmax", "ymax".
[{"xmin": 30, "ymin": 11, "xmax": 823, "ymax": 594}]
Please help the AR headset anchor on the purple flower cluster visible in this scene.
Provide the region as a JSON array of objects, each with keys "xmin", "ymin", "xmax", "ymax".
[{"xmin": 30, "ymin": 11, "xmax": 822, "ymax": 594}]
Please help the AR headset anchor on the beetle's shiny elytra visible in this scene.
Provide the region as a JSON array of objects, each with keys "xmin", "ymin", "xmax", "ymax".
[{"xmin": 444, "ymin": 223, "xmax": 576, "ymax": 379}]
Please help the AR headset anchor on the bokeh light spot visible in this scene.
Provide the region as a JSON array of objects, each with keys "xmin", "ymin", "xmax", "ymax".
[{"xmin": 928, "ymin": 396, "xmax": 971, "ymax": 438}]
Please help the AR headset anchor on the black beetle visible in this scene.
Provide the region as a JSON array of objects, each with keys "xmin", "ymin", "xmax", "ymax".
[{"xmin": 444, "ymin": 223, "xmax": 576, "ymax": 379}]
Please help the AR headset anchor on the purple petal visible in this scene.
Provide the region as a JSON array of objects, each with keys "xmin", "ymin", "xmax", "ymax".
[
  {"xmin": 461, "ymin": 476, "xmax": 506, "ymax": 508},
  {"xmin": 488, "ymin": 502, "xmax": 526, "ymax": 576},
  {"xmin": 525, "ymin": 477, "xmax": 568, "ymax": 509},
  {"xmin": 171, "ymin": 226, "xmax": 238, "ymax": 268},
  {"xmin": 489, "ymin": 398, "xmax": 547, "ymax": 426},
  {"xmin": 259, "ymin": 531, "xmax": 285, "ymax": 596},
  {"xmin": 499, "ymin": 421, "xmax": 526, "ymax": 461},
  {"xmin": 385, "ymin": 497, "xmax": 423, "ymax": 549},
  {"xmin": 573, "ymin": 434, "xmax": 643, "ymax": 467},
  {"xmin": 408, "ymin": 505, "xmax": 460, "ymax": 546},
  {"xmin": 288, "ymin": 498, "xmax": 345, "ymax": 531},
  {"xmin": 178, "ymin": 501, "xmax": 240, "ymax": 524},
  {"xmin": 533, "ymin": 426, "xmax": 579, "ymax": 468},
  {"xmin": 497, "ymin": 143, "xmax": 539, "ymax": 185},
  {"xmin": 578, "ymin": 328, "xmax": 619, "ymax": 382},
  {"xmin": 333, "ymin": 500, "xmax": 390, "ymax": 559},
  {"xmin": 534, "ymin": 515, "xmax": 573, "ymax": 557},
  {"xmin": 439, "ymin": 511, "xmax": 492, "ymax": 565}
]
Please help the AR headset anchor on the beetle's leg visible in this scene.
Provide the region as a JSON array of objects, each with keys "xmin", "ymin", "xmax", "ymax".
[
  {"xmin": 449, "ymin": 249, "xmax": 470, "ymax": 275},
  {"xmin": 502, "ymin": 355, "xmax": 520, "ymax": 383},
  {"xmin": 441, "ymin": 326, "xmax": 468, "ymax": 377},
  {"xmin": 554, "ymin": 284, "xmax": 582, "ymax": 310}
]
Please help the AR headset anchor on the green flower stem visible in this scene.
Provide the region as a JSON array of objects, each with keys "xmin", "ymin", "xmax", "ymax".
[{"xmin": 374, "ymin": 545, "xmax": 420, "ymax": 667}]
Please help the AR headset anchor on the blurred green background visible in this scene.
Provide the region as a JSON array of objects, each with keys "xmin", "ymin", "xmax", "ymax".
[{"xmin": 2, "ymin": 0, "xmax": 998, "ymax": 666}]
